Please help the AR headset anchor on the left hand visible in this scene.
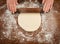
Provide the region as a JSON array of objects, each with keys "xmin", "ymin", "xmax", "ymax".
[{"xmin": 42, "ymin": 0, "xmax": 54, "ymax": 13}]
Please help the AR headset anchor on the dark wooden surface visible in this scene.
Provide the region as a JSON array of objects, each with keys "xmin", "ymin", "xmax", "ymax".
[
  {"xmin": 0, "ymin": 0, "xmax": 6, "ymax": 6},
  {"xmin": 53, "ymin": 0, "xmax": 60, "ymax": 44},
  {"xmin": 0, "ymin": 0, "xmax": 60, "ymax": 44}
]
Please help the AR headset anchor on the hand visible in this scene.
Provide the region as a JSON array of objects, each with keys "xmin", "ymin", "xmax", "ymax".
[
  {"xmin": 7, "ymin": 0, "xmax": 18, "ymax": 13},
  {"xmin": 42, "ymin": 0, "xmax": 54, "ymax": 13}
]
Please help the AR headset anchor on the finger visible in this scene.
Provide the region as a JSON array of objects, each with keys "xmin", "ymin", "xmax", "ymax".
[
  {"xmin": 49, "ymin": 0, "xmax": 54, "ymax": 10},
  {"xmin": 11, "ymin": 3, "xmax": 16, "ymax": 13},
  {"xmin": 46, "ymin": 4, "xmax": 51, "ymax": 12},
  {"xmin": 50, "ymin": 3, "xmax": 54, "ymax": 10},
  {"xmin": 47, "ymin": 3, "xmax": 53, "ymax": 12},
  {"xmin": 15, "ymin": 0, "xmax": 18, "ymax": 5},
  {"xmin": 8, "ymin": 1, "xmax": 13, "ymax": 11},
  {"xmin": 42, "ymin": 0, "xmax": 46, "ymax": 4},
  {"xmin": 50, "ymin": 5, "xmax": 52, "ymax": 10},
  {"xmin": 7, "ymin": 3, "xmax": 9, "ymax": 10},
  {"xmin": 43, "ymin": 2, "xmax": 47, "ymax": 13},
  {"xmin": 10, "ymin": 5, "xmax": 13, "ymax": 13},
  {"xmin": 16, "ymin": 2, "xmax": 18, "ymax": 5},
  {"xmin": 6, "ymin": 1, "xmax": 10, "ymax": 10},
  {"xmin": 11, "ymin": 5, "xmax": 15, "ymax": 13},
  {"xmin": 13, "ymin": 3, "xmax": 16, "ymax": 13},
  {"xmin": 13, "ymin": 0, "xmax": 17, "ymax": 13}
]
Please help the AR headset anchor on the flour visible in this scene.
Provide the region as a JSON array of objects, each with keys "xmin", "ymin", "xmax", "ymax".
[
  {"xmin": 0, "ymin": 8, "xmax": 57, "ymax": 44},
  {"xmin": 36, "ymin": 10, "xmax": 57, "ymax": 43},
  {"xmin": 1, "ymin": 10, "xmax": 18, "ymax": 39},
  {"xmin": 16, "ymin": 1, "xmax": 40, "ymax": 8}
]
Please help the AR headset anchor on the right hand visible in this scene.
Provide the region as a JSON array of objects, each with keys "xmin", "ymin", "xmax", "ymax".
[
  {"xmin": 7, "ymin": 0, "xmax": 18, "ymax": 13},
  {"xmin": 42, "ymin": 0, "xmax": 54, "ymax": 13}
]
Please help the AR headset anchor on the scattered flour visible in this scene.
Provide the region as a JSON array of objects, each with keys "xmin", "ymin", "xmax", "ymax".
[
  {"xmin": 1, "ymin": 10, "xmax": 18, "ymax": 39},
  {"xmin": 16, "ymin": 1, "xmax": 40, "ymax": 8},
  {"xmin": 36, "ymin": 10, "xmax": 57, "ymax": 43},
  {"xmin": 0, "ymin": 8, "xmax": 57, "ymax": 44}
]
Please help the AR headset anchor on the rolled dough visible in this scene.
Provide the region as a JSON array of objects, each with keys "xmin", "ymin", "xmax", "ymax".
[{"xmin": 18, "ymin": 13, "xmax": 41, "ymax": 32}]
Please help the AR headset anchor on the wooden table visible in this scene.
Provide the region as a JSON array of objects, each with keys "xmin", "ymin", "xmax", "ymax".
[{"xmin": 0, "ymin": 0, "xmax": 60, "ymax": 44}]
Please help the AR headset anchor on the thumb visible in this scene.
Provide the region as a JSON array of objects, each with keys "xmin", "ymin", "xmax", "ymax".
[
  {"xmin": 42, "ymin": 0, "xmax": 46, "ymax": 4},
  {"xmin": 16, "ymin": 2, "xmax": 18, "ymax": 5},
  {"xmin": 15, "ymin": 0, "xmax": 18, "ymax": 5}
]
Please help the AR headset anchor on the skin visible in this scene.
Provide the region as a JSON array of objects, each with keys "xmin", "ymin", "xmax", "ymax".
[
  {"xmin": 6, "ymin": 0, "xmax": 18, "ymax": 13},
  {"xmin": 6, "ymin": 0, "xmax": 54, "ymax": 13},
  {"xmin": 42, "ymin": 0, "xmax": 54, "ymax": 13}
]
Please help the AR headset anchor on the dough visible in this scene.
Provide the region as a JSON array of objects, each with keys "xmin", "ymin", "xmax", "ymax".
[{"xmin": 18, "ymin": 13, "xmax": 41, "ymax": 32}]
